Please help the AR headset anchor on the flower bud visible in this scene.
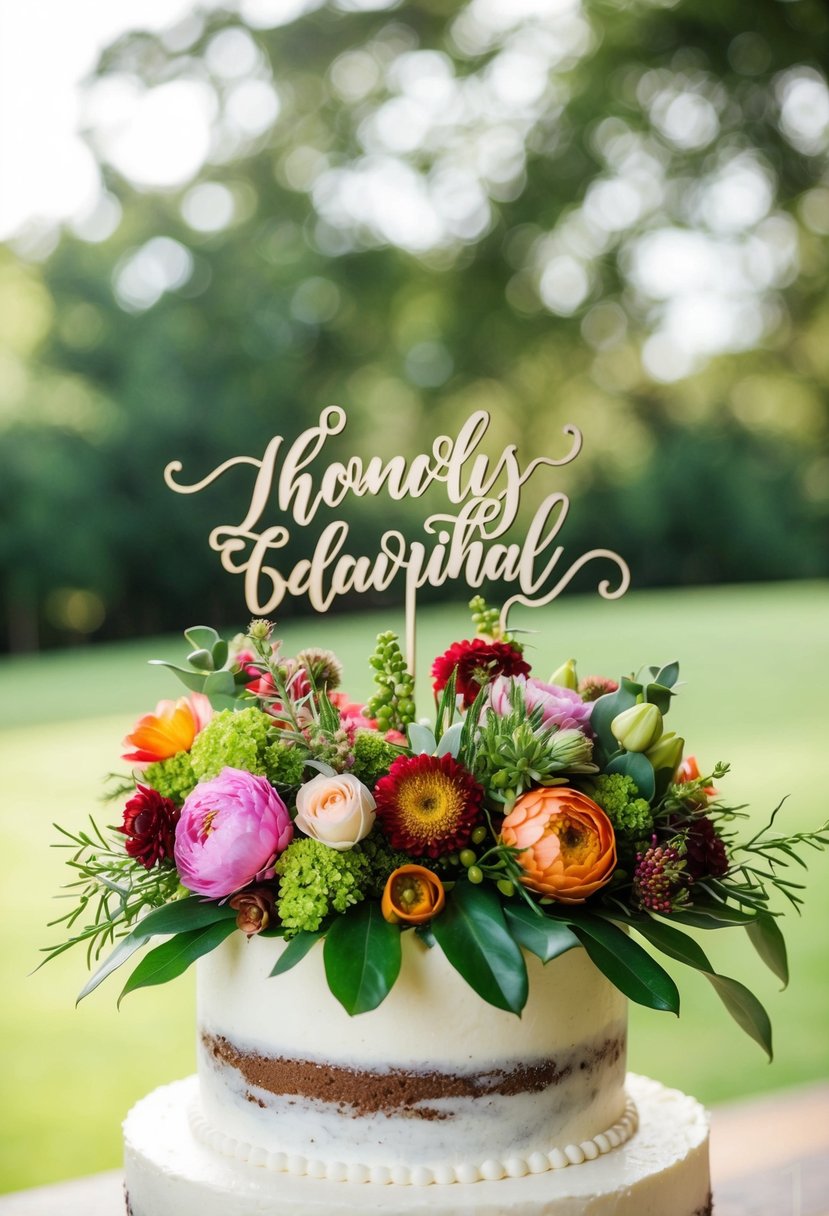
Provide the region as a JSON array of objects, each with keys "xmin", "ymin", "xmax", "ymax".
[
  {"xmin": 646, "ymin": 731, "xmax": 684, "ymax": 774},
  {"xmin": 548, "ymin": 659, "xmax": 578, "ymax": 690},
  {"xmin": 611, "ymin": 703, "xmax": 663, "ymax": 752}
]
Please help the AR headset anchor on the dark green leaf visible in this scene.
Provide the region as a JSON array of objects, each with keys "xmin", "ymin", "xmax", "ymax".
[
  {"xmin": 323, "ymin": 904, "xmax": 402, "ymax": 1015},
  {"xmin": 134, "ymin": 897, "xmax": 237, "ymax": 937},
  {"xmin": 505, "ymin": 905, "xmax": 580, "ymax": 964},
  {"xmin": 270, "ymin": 929, "xmax": 325, "ymax": 976},
  {"xmin": 668, "ymin": 904, "xmax": 757, "ymax": 929},
  {"xmin": 432, "ymin": 882, "xmax": 528, "ymax": 1014},
  {"xmin": 77, "ymin": 931, "xmax": 149, "ymax": 1004},
  {"xmin": 605, "ymin": 751, "xmax": 655, "ymax": 801},
  {"xmin": 746, "ymin": 912, "xmax": 789, "ymax": 988},
  {"xmin": 118, "ymin": 919, "xmax": 237, "ymax": 1004},
  {"xmin": 633, "ymin": 916, "xmax": 774, "ymax": 1058},
  {"xmin": 569, "ymin": 914, "xmax": 680, "ymax": 1013},
  {"xmin": 706, "ymin": 973, "xmax": 773, "ymax": 1060},
  {"xmin": 415, "ymin": 924, "xmax": 436, "ymax": 948}
]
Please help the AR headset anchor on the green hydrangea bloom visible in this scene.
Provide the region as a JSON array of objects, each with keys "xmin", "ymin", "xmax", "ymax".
[
  {"xmin": 275, "ymin": 833, "xmax": 409, "ymax": 936},
  {"xmin": 351, "ymin": 730, "xmax": 400, "ymax": 788},
  {"xmin": 143, "ymin": 752, "xmax": 197, "ymax": 804},
  {"xmin": 265, "ymin": 740, "xmax": 306, "ymax": 788},
  {"xmin": 190, "ymin": 707, "xmax": 272, "ymax": 781},
  {"xmin": 587, "ymin": 773, "xmax": 653, "ymax": 840}
]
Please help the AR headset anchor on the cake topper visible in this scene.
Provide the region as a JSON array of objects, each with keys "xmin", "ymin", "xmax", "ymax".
[{"xmin": 164, "ymin": 407, "xmax": 630, "ymax": 671}]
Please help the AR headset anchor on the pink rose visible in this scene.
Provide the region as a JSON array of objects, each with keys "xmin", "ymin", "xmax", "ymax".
[
  {"xmin": 487, "ymin": 675, "xmax": 594, "ymax": 734},
  {"xmin": 174, "ymin": 767, "xmax": 293, "ymax": 898},
  {"xmin": 295, "ymin": 773, "xmax": 376, "ymax": 851}
]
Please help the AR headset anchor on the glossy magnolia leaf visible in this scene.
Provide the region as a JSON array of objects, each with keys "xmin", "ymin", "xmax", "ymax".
[
  {"xmin": 323, "ymin": 903, "xmax": 402, "ymax": 1015},
  {"xmin": 118, "ymin": 919, "xmax": 237, "ymax": 1005},
  {"xmin": 706, "ymin": 973, "xmax": 773, "ymax": 1061},
  {"xmin": 569, "ymin": 914, "xmax": 679, "ymax": 1014},
  {"xmin": 746, "ymin": 912, "xmax": 789, "ymax": 988},
  {"xmin": 184, "ymin": 625, "xmax": 221, "ymax": 652},
  {"xmin": 77, "ymin": 897, "xmax": 236, "ymax": 1003},
  {"xmin": 432, "ymin": 882, "xmax": 528, "ymax": 1014},
  {"xmin": 633, "ymin": 916, "xmax": 774, "ymax": 1058},
  {"xmin": 270, "ymin": 929, "xmax": 325, "ymax": 977},
  {"xmin": 504, "ymin": 905, "xmax": 581, "ymax": 964},
  {"xmin": 605, "ymin": 751, "xmax": 655, "ymax": 801}
]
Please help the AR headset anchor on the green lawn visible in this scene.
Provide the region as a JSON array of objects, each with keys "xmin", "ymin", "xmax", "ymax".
[{"xmin": 1, "ymin": 582, "xmax": 828, "ymax": 1192}]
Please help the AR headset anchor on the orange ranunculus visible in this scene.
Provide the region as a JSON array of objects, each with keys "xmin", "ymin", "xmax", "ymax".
[
  {"xmin": 381, "ymin": 865, "xmax": 446, "ymax": 925},
  {"xmin": 122, "ymin": 693, "xmax": 213, "ymax": 765},
  {"xmin": 500, "ymin": 787, "xmax": 616, "ymax": 905}
]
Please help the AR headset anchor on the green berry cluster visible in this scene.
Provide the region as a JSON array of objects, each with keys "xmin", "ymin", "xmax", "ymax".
[
  {"xmin": 469, "ymin": 595, "xmax": 512, "ymax": 643},
  {"xmin": 365, "ymin": 631, "xmax": 415, "ymax": 733}
]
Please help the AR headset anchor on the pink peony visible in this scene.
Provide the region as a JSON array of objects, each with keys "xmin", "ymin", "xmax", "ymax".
[
  {"xmin": 174, "ymin": 767, "xmax": 293, "ymax": 899},
  {"xmin": 487, "ymin": 675, "xmax": 594, "ymax": 735}
]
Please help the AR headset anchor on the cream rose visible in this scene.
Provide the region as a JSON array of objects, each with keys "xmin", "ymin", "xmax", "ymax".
[{"xmin": 294, "ymin": 773, "xmax": 376, "ymax": 851}]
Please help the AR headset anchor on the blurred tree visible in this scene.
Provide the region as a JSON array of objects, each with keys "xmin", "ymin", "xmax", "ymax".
[{"xmin": 1, "ymin": 0, "xmax": 828, "ymax": 649}]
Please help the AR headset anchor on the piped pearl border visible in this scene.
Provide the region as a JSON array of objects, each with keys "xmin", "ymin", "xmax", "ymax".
[{"xmin": 188, "ymin": 1093, "xmax": 638, "ymax": 1187}]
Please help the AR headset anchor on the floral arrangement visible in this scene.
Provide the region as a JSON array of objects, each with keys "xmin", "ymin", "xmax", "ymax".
[{"xmin": 45, "ymin": 598, "xmax": 828, "ymax": 1057}]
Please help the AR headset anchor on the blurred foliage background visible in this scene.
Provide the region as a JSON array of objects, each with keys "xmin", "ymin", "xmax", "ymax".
[{"xmin": 2, "ymin": 0, "xmax": 829, "ymax": 652}]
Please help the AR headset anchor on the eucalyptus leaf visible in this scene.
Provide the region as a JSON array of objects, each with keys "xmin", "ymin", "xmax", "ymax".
[
  {"xmin": 118, "ymin": 919, "xmax": 237, "ymax": 1005},
  {"xmin": 203, "ymin": 669, "xmax": 237, "ymax": 698},
  {"xmin": 589, "ymin": 684, "xmax": 638, "ymax": 753},
  {"xmin": 211, "ymin": 639, "xmax": 229, "ymax": 669},
  {"xmin": 655, "ymin": 661, "xmax": 680, "ymax": 688},
  {"xmin": 306, "ymin": 759, "xmax": 337, "ymax": 777},
  {"xmin": 504, "ymin": 905, "xmax": 580, "ymax": 964},
  {"xmin": 436, "ymin": 721, "xmax": 463, "ymax": 758},
  {"xmin": 184, "ymin": 626, "xmax": 221, "ymax": 651},
  {"xmin": 148, "ymin": 659, "xmax": 206, "ymax": 693},
  {"xmin": 643, "ymin": 682, "xmax": 673, "ymax": 714},
  {"xmin": 746, "ymin": 912, "xmax": 789, "ymax": 988},
  {"xmin": 187, "ymin": 648, "xmax": 215, "ymax": 671},
  {"xmin": 270, "ymin": 930, "xmax": 325, "ymax": 977},
  {"xmin": 432, "ymin": 882, "xmax": 528, "ymax": 1014},
  {"xmin": 408, "ymin": 722, "xmax": 437, "ymax": 755},
  {"xmin": 323, "ymin": 904, "xmax": 402, "ymax": 1015}
]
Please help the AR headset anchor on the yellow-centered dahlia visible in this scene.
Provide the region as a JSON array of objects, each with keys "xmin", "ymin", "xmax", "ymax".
[{"xmin": 374, "ymin": 753, "xmax": 484, "ymax": 858}]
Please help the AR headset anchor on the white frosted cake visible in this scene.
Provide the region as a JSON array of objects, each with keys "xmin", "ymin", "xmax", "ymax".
[{"xmin": 123, "ymin": 933, "xmax": 711, "ymax": 1215}]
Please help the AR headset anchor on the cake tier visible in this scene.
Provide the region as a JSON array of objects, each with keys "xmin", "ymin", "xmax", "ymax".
[
  {"xmin": 197, "ymin": 932, "xmax": 628, "ymax": 1177},
  {"xmin": 124, "ymin": 1073, "xmax": 711, "ymax": 1216}
]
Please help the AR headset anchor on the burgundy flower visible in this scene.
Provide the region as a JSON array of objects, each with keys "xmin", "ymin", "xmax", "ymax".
[
  {"xmin": 431, "ymin": 638, "xmax": 530, "ymax": 707},
  {"xmin": 684, "ymin": 816, "xmax": 729, "ymax": 881},
  {"xmin": 633, "ymin": 839, "xmax": 691, "ymax": 914},
  {"xmin": 119, "ymin": 784, "xmax": 180, "ymax": 869}
]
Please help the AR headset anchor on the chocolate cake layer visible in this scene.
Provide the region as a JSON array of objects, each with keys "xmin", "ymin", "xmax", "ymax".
[{"xmin": 202, "ymin": 1031, "xmax": 624, "ymax": 1118}]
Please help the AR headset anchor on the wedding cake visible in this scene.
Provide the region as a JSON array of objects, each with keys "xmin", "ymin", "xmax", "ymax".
[{"xmin": 47, "ymin": 420, "xmax": 811, "ymax": 1216}]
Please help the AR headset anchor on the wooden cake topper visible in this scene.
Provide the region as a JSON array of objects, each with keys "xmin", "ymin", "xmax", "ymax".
[{"xmin": 164, "ymin": 407, "xmax": 630, "ymax": 672}]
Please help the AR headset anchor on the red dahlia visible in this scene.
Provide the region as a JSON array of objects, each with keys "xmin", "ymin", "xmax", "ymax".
[
  {"xmin": 374, "ymin": 753, "xmax": 484, "ymax": 858},
  {"xmin": 119, "ymin": 784, "xmax": 180, "ymax": 869},
  {"xmin": 431, "ymin": 638, "xmax": 530, "ymax": 707}
]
